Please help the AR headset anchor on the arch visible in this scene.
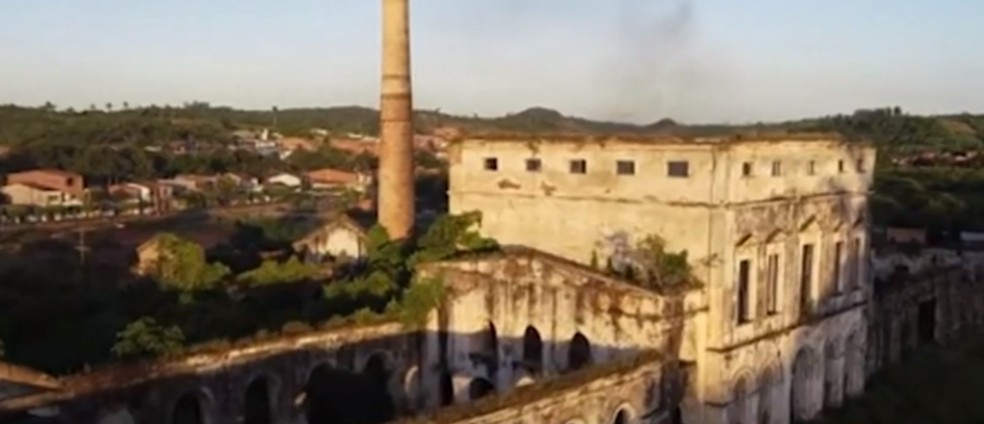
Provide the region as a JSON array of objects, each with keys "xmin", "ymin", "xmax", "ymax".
[
  {"xmin": 790, "ymin": 347, "xmax": 818, "ymax": 422},
  {"xmin": 172, "ymin": 392, "xmax": 206, "ymax": 424},
  {"xmin": 757, "ymin": 365, "xmax": 780, "ymax": 424},
  {"xmin": 439, "ymin": 371, "xmax": 454, "ymax": 406},
  {"xmin": 610, "ymin": 405, "xmax": 635, "ymax": 424},
  {"xmin": 471, "ymin": 321, "xmax": 500, "ymax": 379},
  {"xmin": 522, "ymin": 326, "xmax": 544, "ymax": 373},
  {"xmin": 844, "ymin": 331, "xmax": 864, "ymax": 398},
  {"xmin": 244, "ymin": 376, "xmax": 273, "ymax": 424},
  {"xmin": 468, "ymin": 377, "xmax": 496, "ymax": 401},
  {"xmin": 567, "ymin": 332, "xmax": 593, "ymax": 372},
  {"xmin": 823, "ymin": 339, "xmax": 840, "ymax": 408},
  {"xmin": 96, "ymin": 406, "xmax": 136, "ymax": 424},
  {"xmin": 731, "ymin": 376, "xmax": 749, "ymax": 424},
  {"xmin": 304, "ymin": 362, "xmax": 395, "ymax": 424}
]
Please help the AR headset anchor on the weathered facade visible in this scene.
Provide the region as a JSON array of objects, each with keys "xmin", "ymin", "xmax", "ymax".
[
  {"xmin": 448, "ymin": 134, "xmax": 877, "ymax": 423},
  {"xmin": 0, "ymin": 248, "xmax": 694, "ymax": 424},
  {"xmin": 868, "ymin": 248, "xmax": 984, "ymax": 370}
]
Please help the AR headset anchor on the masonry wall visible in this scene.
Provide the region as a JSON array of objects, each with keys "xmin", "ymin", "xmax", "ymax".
[
  {"xmin": 408, "ymin": 357, "xmax": 673, "ymax": 424},
  {"xmin": 415, "ymin": 248, "xmax": 706, "ymax": 410}
]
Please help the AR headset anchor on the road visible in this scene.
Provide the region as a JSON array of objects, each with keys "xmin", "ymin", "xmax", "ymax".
[{"xmin": 0, "ymin": 202, "xmax": 333, "ymax": 234}]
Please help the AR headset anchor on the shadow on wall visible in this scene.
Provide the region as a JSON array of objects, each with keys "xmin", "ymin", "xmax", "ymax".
[{"xmin": 2, "ymin": 327, "xmax": 681, "ymax": 424}]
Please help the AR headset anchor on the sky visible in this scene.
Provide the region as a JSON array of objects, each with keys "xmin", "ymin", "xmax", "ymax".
[{"xmin": 1, "ymin": 0, "xmax": 983, "ymax": 124}]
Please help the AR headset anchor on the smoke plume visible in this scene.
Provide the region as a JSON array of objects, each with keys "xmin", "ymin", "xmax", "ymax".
[{"xmin": 595, "ymin": 0, "xmax": 732, "ymax": 124}]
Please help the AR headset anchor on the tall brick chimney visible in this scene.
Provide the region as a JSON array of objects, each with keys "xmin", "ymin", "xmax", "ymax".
[{"xmin": 377, "ymin": 0, "xmax": 415, "ymax": 240}]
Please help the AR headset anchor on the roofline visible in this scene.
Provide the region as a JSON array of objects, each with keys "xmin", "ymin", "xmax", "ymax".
[
  {"xmin": 0, "ymin": 362, "xmax": 61, "ymax": 391},
  {"xmin": 451, "ymin": 132, "xmax": 875, "ymax": 148}
]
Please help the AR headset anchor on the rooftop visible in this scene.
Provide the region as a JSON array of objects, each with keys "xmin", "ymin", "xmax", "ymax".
[{"xmin": 453, "ymin": 131, "xmax": 870, "ymax": 148}]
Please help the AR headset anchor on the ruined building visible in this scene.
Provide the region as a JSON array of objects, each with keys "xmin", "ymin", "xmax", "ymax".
[
  {"xmin": 4, "ymin": 133, "xmax": 984, "ymax": 424},
  {"xmin": 449, "ymin": 133, "xmax": 876, "ymax": 423}
]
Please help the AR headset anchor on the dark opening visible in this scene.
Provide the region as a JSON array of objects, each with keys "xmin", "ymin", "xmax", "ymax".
[
  {"xmin": 172, "ymin": 393, "xmax": 204, "ymax": 424},
  {"xmin": 667, "ymin": 161, "xmax": 689, "ymax": 177},
  {"xmin": 838, "ymin": 160, "xmax": 845, "ymax": 173},
  {"xmin": 616, "ymin": 160, "xmax": 635, "ymax": 175},
  {"xmin": 918, "ymin": 299, "xmax": 937, "ymax": 345},
  {"xmin": 305, "ymin": 363, "xmax": 394, "ymax": 424},
  {"xmin": 613, "ymin": 409, "xmax": 630, "ymax": 424},
  {"xmin": 439, "ymin": 371, "xmax": 454, "ymax": 406},
  {"xmin": 568, "ymin": 332, "xmax": 593, "ymax": 371},
  {"xmin": 483, "ymin": 157, "xmax": 498, "ymax": 171},
  {"xmin": 800, "ymin": 244, "xmax": 815, "ymax": 314},
  {"xmin": 522, "ymin": 326, "xmax": 544, "ymax": 373},
  {"xmin": 737, "ymin": 259, "xmax": 751, "ymax": 323},
  {"xmin": 244, "ymin": 377, "xmax": 272, "ymax": 424},
  {"xmin": 741, "ymin": 162, "xmax": 752, "ymax": 176},
  {"xmin": 569, "ymin": 159, "xmax": 587, "ymax": 174},
  {"xmin": 525, "ymin": 158, "xmax": 541, "ymax": 172},
  {"xmin": 468, "ymin": 378, "xmax": 496, "ymax": 400},
  {"xmin": 807, "ymin": 160, "xmax": 816, "ymax": 175},
  {"xmin": 771, "ymin": 160, "xmax": 782, "ymax": 176}
]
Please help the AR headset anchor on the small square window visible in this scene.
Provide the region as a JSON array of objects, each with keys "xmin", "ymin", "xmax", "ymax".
[
  {"xmin": 807, "ymin": 160, "xmax": 816, "ymax": 175},
  {"xmin": 483, "ymin": 157, "xmax": 498, "ymax": 171},
  {"xmin": 525, "ymin": 158, "xmax": 541, "ymax": 172},
  {"xmin": 667, "ymin": 161, "xmax": 689, "ymax": 177},
  {"xmin": 616, "ymin": 160, "xmax": 635, "ymax": 175},
  {"xmin": 741, "ymin": 162, "xmax": 752, "ymax": 177},
  {"xmin": 569, "ymin": 159, "xmax": 587, "ymax": 174},
  {"xmin": 856, "ymin": 159, "xmax": 865, "ymax": 172},
  {"xmin": 771, "ymin": 161, "xmax": 782, "ymax": 177},
  {"xmin": 838, "ymin": 160, "xmax": 845, "ymax": 173}
]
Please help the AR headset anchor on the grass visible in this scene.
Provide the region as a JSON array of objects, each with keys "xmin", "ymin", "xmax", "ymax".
[{"xmin": 814, "ymin": 337, "xmax": 984, "ymax": 424}]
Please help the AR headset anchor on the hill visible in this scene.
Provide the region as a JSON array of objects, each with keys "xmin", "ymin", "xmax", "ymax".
[{"xmin": 3, "ymin": 103, "xmax": 984, "ymax": 158}]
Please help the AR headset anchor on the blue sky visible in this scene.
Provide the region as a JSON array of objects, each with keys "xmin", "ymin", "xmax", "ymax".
[{"xmin": 1, "ymin": 0, "xmax": 982, "ymax": 124}]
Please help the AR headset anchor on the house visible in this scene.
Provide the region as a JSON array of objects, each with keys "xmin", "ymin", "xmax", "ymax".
[
  {"xmin": 330, "ymin": 138, "xmax": 379, "ymax": 156},
  {"xmin": 4, "ymin": 169, "xmax": 86, "ymax": 207},
  {"xmin": 279, "ymin": 137, "xmax": 317, "ymax": 152},
  {"xmin": 108, "ymin": 182, "xmax": 175, "ymax": 211},
  {"xmin": 306, "ymin": 168, "xmax": 372, "ymax": 192},
  {"xmin": 132, "ymin": 231, "xmax": 229, "ymax": 276},
  {"xmin": 292, "ymin": 214, "xmax": 371, "ymax": 263},
  {"xmin": 886, "ymin": 227, "xmax": 928, "ymax": 245},
  {"xmin": 1, "ymin": 183, "xmax": 77, "ymax": 207},
  {"xmin": 171, "ymin": 174, "xmax": 218, "ymax": 192},
  {"xmin": 265, "ymin": 173, "xmax": 302, "ymax": 188}
]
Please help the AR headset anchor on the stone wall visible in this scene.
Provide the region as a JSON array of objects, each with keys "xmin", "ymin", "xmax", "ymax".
[
  {"xmin": 398, "ymin": 352, "xmax": 681, "ymax": 424},
  {"xmin": 414, "ymin": 246, "xmax": 705, "ymax": 410},
  {"xmin": 869, "ymin": 261, "xmax": 984, "ymax": 370},
  {"xmin": 0, "ymin": 322, "xmax": 421, "ymax": 424}
]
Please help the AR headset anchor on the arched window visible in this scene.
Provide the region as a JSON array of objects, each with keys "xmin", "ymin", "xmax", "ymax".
[
  {"xmin": 612, "ymin": 408, "xmax": 631, "ymax": 424},
  {"xmin": 791, "ymin": 348, "xmax": 818, "ymax": 422},
  {"xmin": 244, "ymin": 377, "xmax": 272, "ymax": 424},
  {"xmin": 568, "ymin": 332, "xmax": 593, "ymax": 372},
  {"xmin": 172, "ymin": 392, "xmax": 204, "ymax": 424},
  {"xmin": 468, "ymin": 378, "xmax": 496, "ymax": 401},
  {"xmin": 522, "ymin": 326, "xmax": 544, "ymax": 373}
]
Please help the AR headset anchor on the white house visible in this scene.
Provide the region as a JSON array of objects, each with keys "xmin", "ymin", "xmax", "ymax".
[
  {"xmin": 265, "ymin": 173, "xmax": 302, "ymax": 188},
  {"xmin": 292, "ymin": 215, "xmax": 370, "ymax": 262}
]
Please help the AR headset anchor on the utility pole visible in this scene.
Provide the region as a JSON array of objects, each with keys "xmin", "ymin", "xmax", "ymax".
[{"xmin": 75, "ymin": 226, "xmax": 89, "ymax": 267}]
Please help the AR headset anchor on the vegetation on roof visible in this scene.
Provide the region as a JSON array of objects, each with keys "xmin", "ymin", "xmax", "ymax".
[{"xmin": 0, "ymin": 211, "xmax": 496, "ymax": 375}]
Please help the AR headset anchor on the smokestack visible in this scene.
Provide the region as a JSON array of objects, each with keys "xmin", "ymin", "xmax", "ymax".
[{"xmin": 378, "ymin": 0, "xmax": 415, "ymax": 240}]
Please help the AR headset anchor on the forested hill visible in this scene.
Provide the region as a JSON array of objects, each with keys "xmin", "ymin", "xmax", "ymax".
[{"xmin": 2, "ymin": 103, "xmax": 984, "ymax": 155}]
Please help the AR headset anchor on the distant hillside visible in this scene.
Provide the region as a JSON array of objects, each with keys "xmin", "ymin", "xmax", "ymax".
[{"xmin": 2, "ymin": 103, "xmax": 984, "ymax": 155}]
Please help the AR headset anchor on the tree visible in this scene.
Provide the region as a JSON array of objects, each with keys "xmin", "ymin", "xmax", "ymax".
[
  {"xmin": 237, "ymin": 256, "xmax": 318, "ymax": 286},
  {"xmin": 602, "ymin": 233, "xmax": 692, "ymax": 289},
  {"xmin": 147, "ymin": 233, "xmax": 230, "ymax": 291},
  {"xmin": 410, "ymin": 211, "xmax": 498, "ymax": 265},
  {"xmin": 111, "ymin": 317, "xmax": 185, "ymax": 358}
]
